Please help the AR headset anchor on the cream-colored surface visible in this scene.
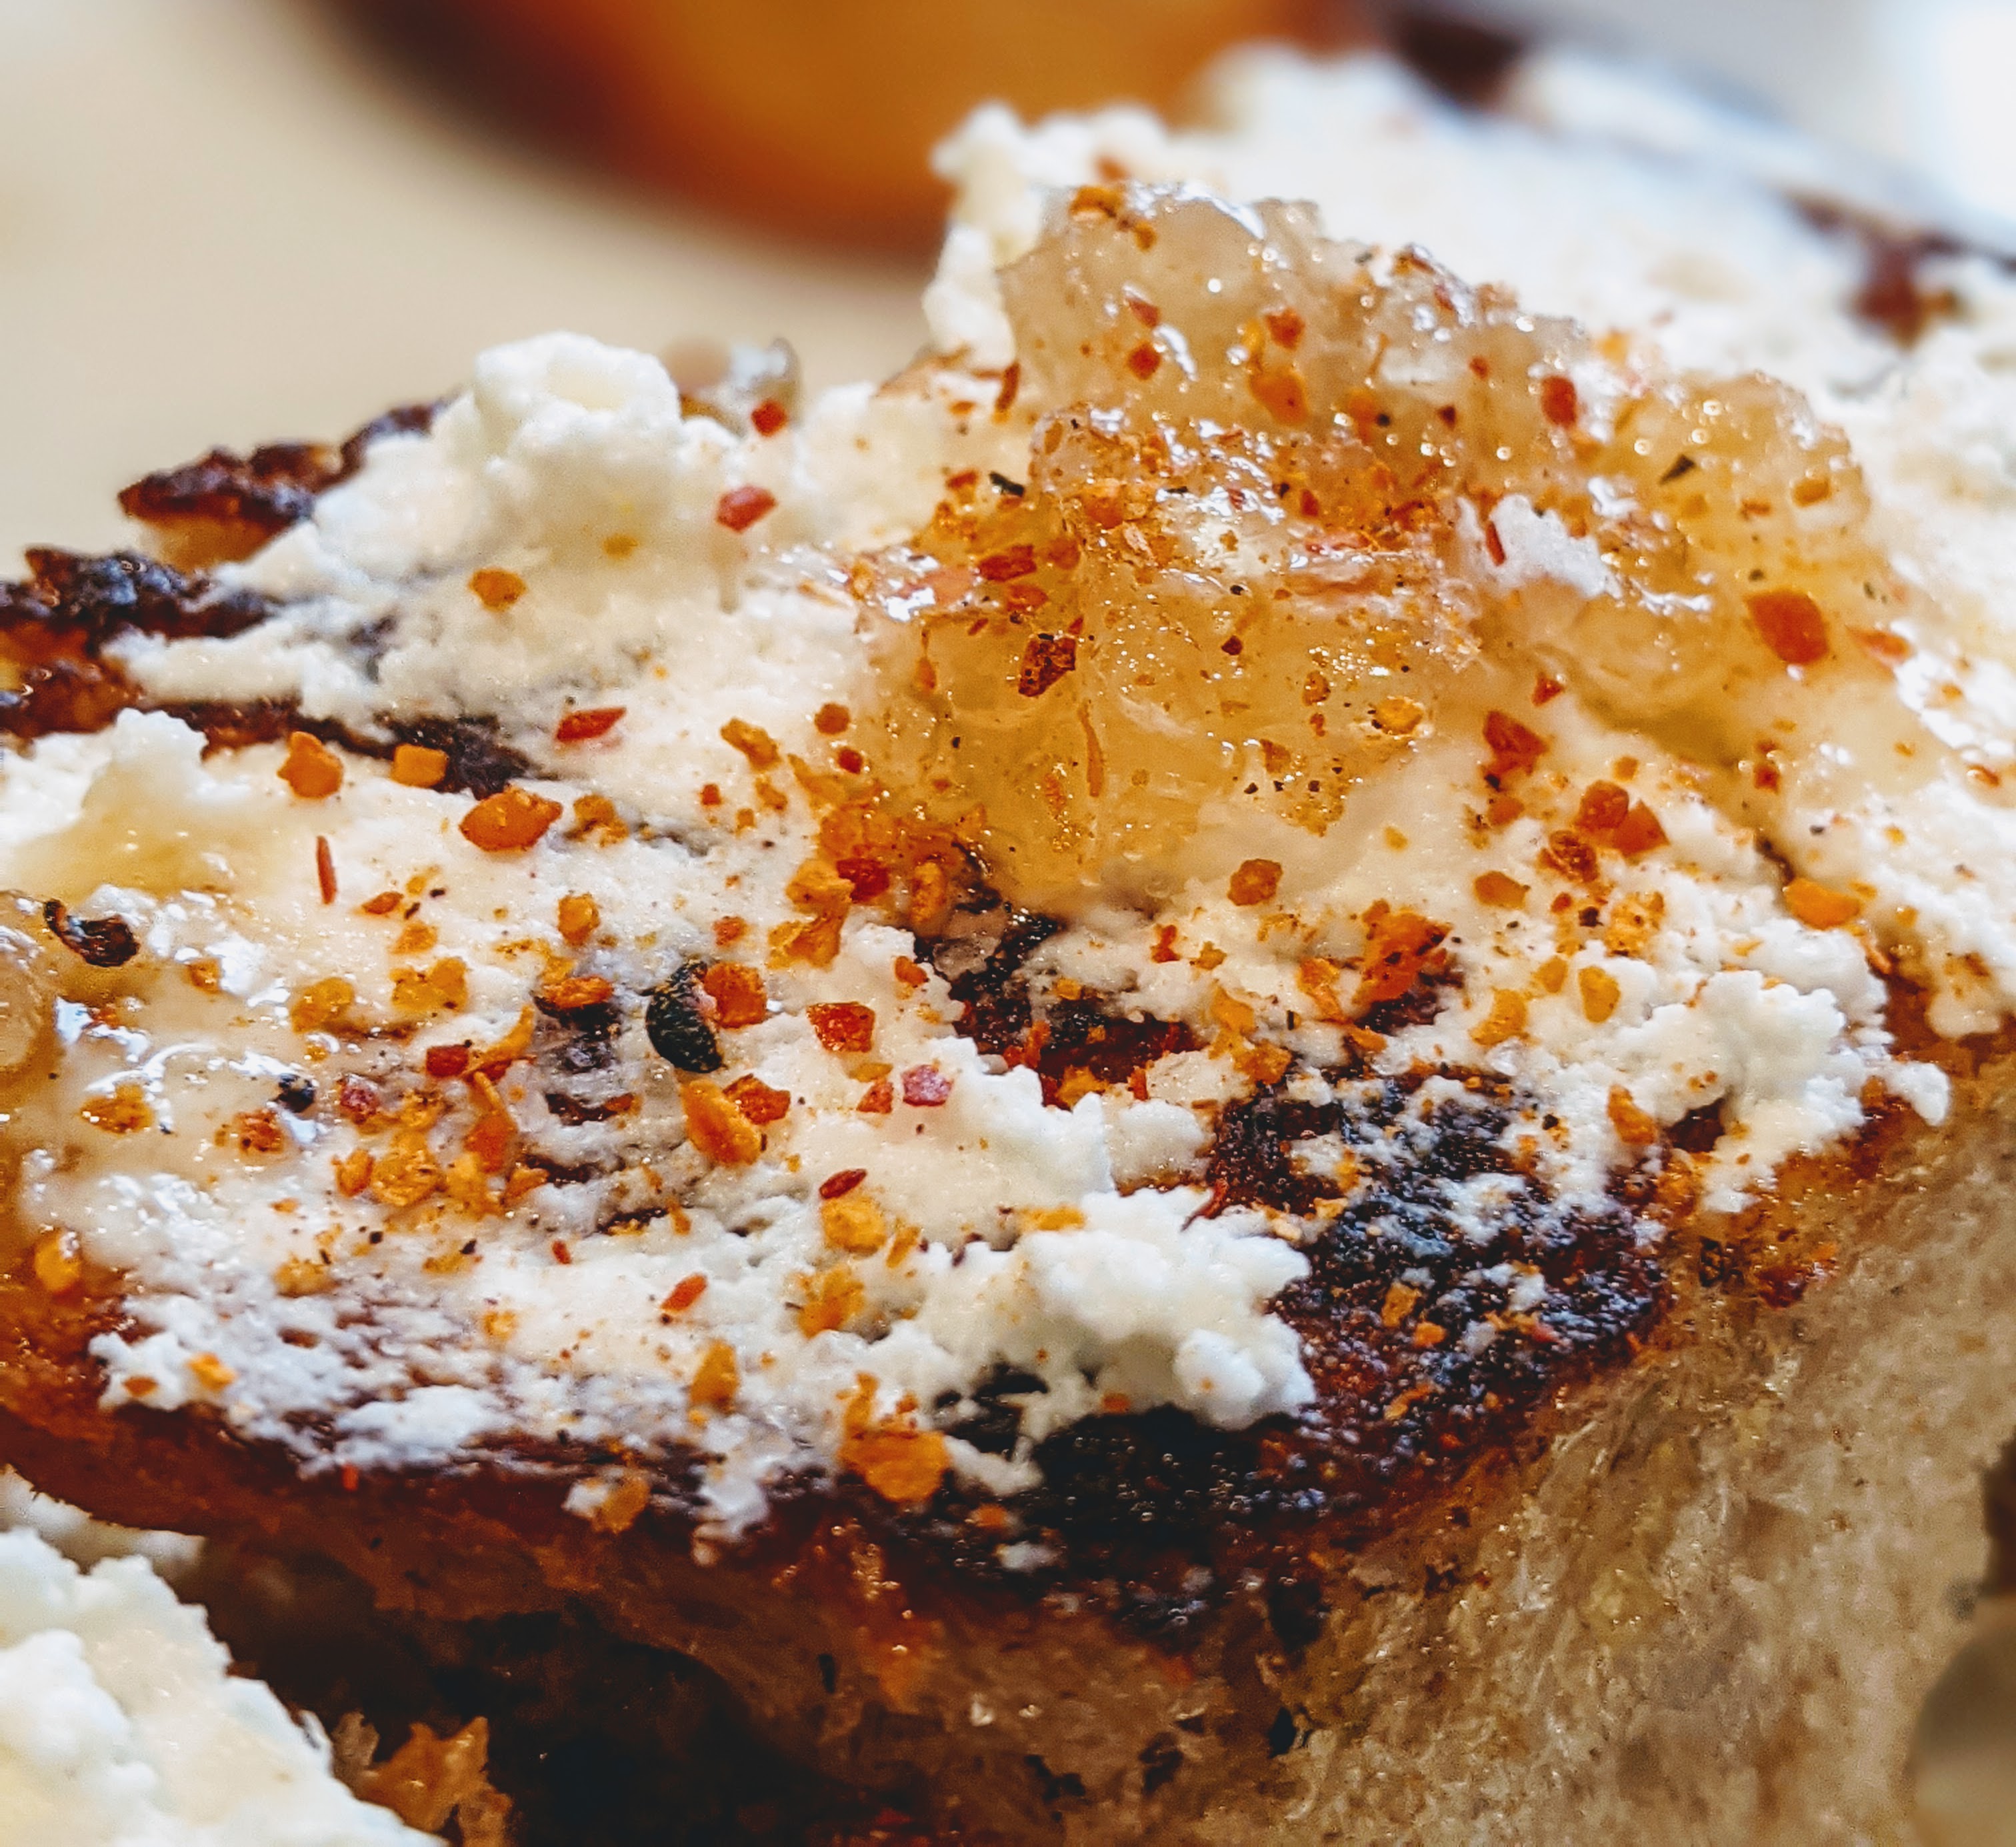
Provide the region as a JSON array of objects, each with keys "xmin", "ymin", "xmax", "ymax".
[{"xmin": 0, "ymin": 0, "xmax": 925, "ymax": 570}]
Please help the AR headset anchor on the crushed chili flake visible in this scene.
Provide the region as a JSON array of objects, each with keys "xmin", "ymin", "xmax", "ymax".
[
  {"xmin": 663, "ymin": 1273, "xmax": 708, "ymax": 1314},
  {"xmin": 1150, "ymin": 925, "xmax": 1180, "ymax": 964},
  {"xmin": 820, "ymin": 1167, "xmax": 868, "ymax": 1201},
  {"xmin": 1353, "ymin": 906, "xmax": 1449, "ymax": 1009},
  {"xmin": 841, "ymin": 1423, "xmax": 947, "ymax": 1506},
  {"xmin": 425, "ymin": 1043, "xmax": 471, "ymax": 1079},
  {"xmin": 900, "ymin": 1064, "xmax": 953, "ymax": 1108},
  {"xmin": 1574, "ymin": 781, "xmax": 1631, "ymax": 833},
  {"xmin": 1607, "ymin": 1086, "xmax": 1660, "ymax": 1146},
  {"xmin": 891, "ymin": 955, "xmax": 929, "ymax": 990},
  {"xmin": 1612, "ymin": 801, "xmax": 1668, "ymax": 857},
  {"xmin": 360, "ymin": 889, "xmax": 403, "ymax": 915},
  {"xmin": 188, "ymin": 1352, "xmax": 236, "ymax": 1392},
  {"xmin": 1531, "ymin": 672, "xmax": 1564, "ymax": 705},
  {"xmin": 699, "ymin": 782, "xmax": 723, "ymax": 807},
  {"xmin": 460, "ymin": 785, "xmax": 563, "ymax": 852},
  {"xmin": 1227, "ymin": 858, "xmax": 1283, "ymax": 907},
  {"xmin": 1017, "ymin": 632, "xmax": 1078, "ymax": 696},
  {"xmin": 715, "ymin": 485, "xmax": 777, "ymax": 533},
  {"xmin": 690, "ymin": 1341, "xmax": 740, "ymax": 1409},
  {"xmin": 554, "ymin": 705, "xmax": 625, "ymax": 743},
  {"xmin": 1471, "ymin": 989, "xmax": 1528, "ymax": 1048},
  {"xmin": 1473, "ymin": 870, "xmax": 1528, "ymax": 907},
  {"xmin": 315, "ymin": 835, "xmax": 337, "ymax": 904},
  {"xmin": 749, "ymin": 397, "xmax": 788, "ymax": 437},
  {"xmin": 1125, "ymin": 341, "xmax": 1162, "ymax": 379},
  {"xmin": 807, "ymin": 1001, "xmax": 876, "ymax": 1054},
  {"xmin": 699, "ymin": 962, "xmax": 767, "ymax": 1028},
  {"xmin": 814, "ymin": 701, "xmax": 851, "ymax": 735},
  {"xmin": 390, "ymin": 743, "xmax": 448, "ymax": 787},
  {"xmin": 993, "ymin": 361, "xmax": 1021, "ymax": 413},
  {"xmin": 1539, "ymin": 375, "xmax": 1579, "ymax": 427},
  {"xmin": 278, "ymin": 730, "xmax": 343, "ymax": 799},
  {"xmin": 726, "ymin": 1074, "xmax": 791, "ymax": 1126},
  {"xmin": 857, "ymin": 1078, "xmax": 895, "ymax": 1114},
  {"xmin": 720, "ymin": 717, "xmax": 780, "ymax": 769},
  {"xmin": 557, "ymin": 892, "xmax": 599, "ymax": 946},
  {"xmin": 540, "ymin": 973, "xmax": 615, "ymax": 1012},
  {"xmin": 822, "ymin": 1190, "xmax": 887, "ymax": 1254},
  {"xmin": 1747, "ymin": 588, "xmax": 1830, "ymax": 665},
  {"xmin": 33, "ymin": 1230, "xmax": 82, "ymax": 1296},
  {"xmin": 1578, "ymin": 966, "xmax": 1621, "ymax": 1023},
  {"xmin": 799, "ymin": 1268, "xmax": 867, "ymax": 1338},
  {"xmin": 468, "ymin": 567, "xmax": 526, "ymax": 611},
  {"xmin": 1483, "ymin": 710, "xmax": 1548, "ymax": 780},
  {"xmin": 1784, "ymin": 876, "xmax": 1863, "ymax": 930},
  {"xmin": 289, "ymin": 976, "xmax": 355, "ymax": 1034},
  {"xmin": 680, "ymin": 1079, "xmax": 763, "ymax": 1165}
]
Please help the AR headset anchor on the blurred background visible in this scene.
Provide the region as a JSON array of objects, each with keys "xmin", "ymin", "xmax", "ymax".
[{"xmin": 4, "ymin": 0, "xmax": 2016, "ymax": 565}]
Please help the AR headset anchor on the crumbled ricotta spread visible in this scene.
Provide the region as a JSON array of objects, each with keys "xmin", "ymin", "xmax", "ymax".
[
  {"xmin": 3, "ymin": 46, "xmax": 2015, "ymax": 1543},
  {"xmin": 0, "ymin": 1484, "xmax": 429, "ymax": 1847}
]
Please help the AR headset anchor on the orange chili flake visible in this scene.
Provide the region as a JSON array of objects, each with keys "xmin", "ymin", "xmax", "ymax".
[
  {"xmin": 892, "ymin": 955, "xmax": 928, "ymax": 990},
  {"xmin": 188, "ymin": 1352, "xmax": 236, "ymax": 1392},
  {"xmin": 681, "ymin": 1079, "xmax": 763, "ymax": 1165},
  {"xmin": 725, "ymin": 1074, "xmax": 791, "ymax": 1126},
  {"xmin": 459, "ymin": 785, "xmax": 563, "ymax": 852},
  {"xmin": 32, "ymin": 1230, "xmax": 82, "ymax": 1296},
  {"xmin": 662, "ymin": 1273, "xmax": 709, "ymax": 1314},
  {"xmin": 807, "ymin": 1002, "xmax": 875, "ymax": 1054},
  {"xmin": 690, "ymin": 1340, "xmax": 740, "ymax": 1409},
  {"xmin": 1613, "ymin": 801, "xmax": 1668, "ymax": 857},
  {"xmin": 1574, "ymin": 781, "xmax": 1631, "ymax": 833},
  {"xmin": 1531, "ymin": 672, "xmax": 1564, "ymax": 706},
  {"xmin": 1126, "ymin": 341, "xmax": 1162, "ymax": 379},
  {"xmin": 715, "ymin": 485, "xmax": 777, "ymax": 533},
  {"xmin": 554, "ymin": 705, "xmax": 625, "ymax": 744},
  {"xmin": 1607, "ymin": 1086, "xmax": 1660, "ymax": 1146},
  {"xmin": 1533, "ymin": 957, "xmax": 1569, "ymax": 995},
  {"xmin": 699, "ymin": 783, "xmax": 723, "ymax": 808},
  {"xmin": 1483, "ymin": 711, "xmax": 1548, "ymax": 780},
  {"xmin": 1748, "ymin": 589, "xmax": 1829, "ymax": 665},
  {"xmin": 278, "ymin": 731, "xmax": 343, "ymax": 799},
  {"xmin": 1150, "ymin": 924, "xmax": 1181, "ymax": 964},
  {"xmin": 701, "ymin": 962, "xmax": 768, "ymax": 1028},
  {"xmin": 557, "ymin": 893, "xmax": 599, "ymax": 946},
  {"xmin": 469, "ymin": 567, "xmax": 527, "ymax": 611},
  {"xmin": 822, "ymin": 1190, "xmax": 887, "ymax": 1254},
  {"xmin": 857, "ymin": 1078, "xmax": 895, "ymax": 1114},
  {"xmin": 1263, "ymin": 307, "xmax": 1305, "ymax": 349},
  {"xmin": 1539, "ymin": 375, "xmax": 1579, "ymax": 427},
  {"xmin": 977, "ymin": 543, "xmax": 1038, "ymax": 582},
  {"xmin": 1578, "ymin": 966, "xmax": 1621, "ymax": 1024},
  {"xmin": 841, "ymin": 1422, "xmax": 948, "ymax": 1506},
  {"xmin": 359, "ymin": 890, "xmax": 402, "ymax": 915},
  {"xmin": 1473, "ymin": 871, "xmax": 1529, "ymax": 907},
  {"xmin": 291, "ymin": 977, "xmax": 355, "ymax": 1033},
  {"xmin": 1017, "ymin": 633, "xmax": 1077, "ymax": 697},
  {"xmin": 720, "ymin": 717, "xmax": 780, "ymax": 769},
  {"xmin": 390, "ymin": 744, "xmax": 448, "ymax": 788},
  {"xmin": 1380, "ymin": 1281, "xmax": 1420, "ymax": 1328},
  {"xmin": 909, "ymin": 860, "xmax": 953, "ymax": 935},
  {"xmin": 1784, "ymin": 877, "xmax": 1864, "ymax": 930},
  {"xmin": 814, "ymin": 702, "xmax": 851, "ymax": 735},
  {"xmin": 1470, "ymin": 990, "xmax": 1528, "ymax": 1048},
  {"xmin": 315, "ymin": 835, "xmax": 337, "ymax": 904},
  {"xmin": 1353, "ymin": 906, "xmax": 1449, "ymax": 1009},
  {"xmin": 993, "ymin": 361, "xmax": 1021, "ymax": 414},
  {"xmin": 540, "ymin": 973, "xmax": 615, "ymax": 1012},
  {"xmin": 1250, "ymin": 363, "xmax": 1309, "ymax": 423},
  {"xmin": 1227, "ymin": 859, "xmax": 1283, "ymax": 907},
  {"xmin": 799, "ymin": 1268, "xmax": 867, "ymax": 1338},
  {"xmin": 749, "ymin": 397, "xmax": 789, "ymax": 436},
  {"xmin": 425, "ymin": 1043, "xmax": 471, "ymax": 1079}
]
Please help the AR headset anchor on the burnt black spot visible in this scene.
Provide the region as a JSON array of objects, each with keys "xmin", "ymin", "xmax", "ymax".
[
  {"xmin": 1265, "ymin": 1706, "xmax": 1299, "ymax": 1758},
  {"xmin": 816, "ymin": 1653, "xmax": 838, "ymax": 1696},
  {"xmin": 42, "ymin": 899, "xmax": 139, "ymax": 968},
  {"xmin": 385, "ymin": 716, "xmax": 532, "ymax": 798},
  {"xmin": 1264, "ymin": 1569, "xmax": 1327, "ymax": 1652},
  {"xmin": 645, "ymin": 968, "xmax": 723, "ymax": 1074},
  {"xmin": 1139, "ymin": 1735, "xmax": 1184, "ymax": 1797},
  {"xmin": 543, "ymin": 1092, "xmax": 631, "ymax": 1128},
  {"xmin": 1391, "ymin": 8, "xmax": 1525, "ymax": 106},
  {"xmin": 929, "ymin": 902, "xmax": 1061, "ymax": 1056},
  {"xmin": 1669, "ymin": 1101, "xmax": 1727, "ymax": 1154},
  {"xmin": 1025, "ymin": 1757, "xmax": 1087, "ymax": 1807}
]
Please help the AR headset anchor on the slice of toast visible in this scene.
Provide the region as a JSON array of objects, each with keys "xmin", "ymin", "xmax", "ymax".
[{"xmin": 5, "ymin": 119, "xmax": 2016, "ymax": 1846}]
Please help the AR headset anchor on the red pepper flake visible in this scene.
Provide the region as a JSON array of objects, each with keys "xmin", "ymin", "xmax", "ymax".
[
  {"xmin": 541, "ymin": 973, "xmax": 615, "ymax": 1011},
  {"xmin": 699, "ymin": 782, "xmax": 723, "ymax": 807},
  {"xmin": 1263, "ymin": 307, "xmax": 1305, "ymax": 349},
  {"xmin": 341, "ymin": 1465, "xmax": 359, "ymax": 1492},
  {"xmin": 468, "ymin": 567, "xmax": 526, "ymax": 612},
  {"xmin": 460, "ymin": 785, "xmax": 563, "ymax": 852},
  {"xmin": 978, "ymin": 544, "xmax": 1039, "ymax": 583},
  {"xmin": 901, "ymin": 1064, "xmax": 953, "ymax": 1108},
  {"xmin": 663, "ymin": 1273, "xmax": 708, "ymax": 1314},
  {"xmin": 1483, "ymin": 517, "xmax": 1508, "ymax": 567},
  {"xmin": 1126, "ymin": 341, "xmax": 1162, "ymax": 379},
  {"xmin": 1353, "ymin": 905, "xmax": 1449, "ymax": 1009},
  {"xmin": 814, "ymin": 701, "xmax": 851, "ymax": 735},
  {"xmin": 1483, "ymin": 710, "xmax": 1548, "ymax": 781},
  {"xmin": 820, "ymin": 1167, "xmax": 868, "ymax": 1200},
  {"xmin": 700, "ymin": 962, "xmax": 767, "ymax": 1027},
  {"xmin": 1613, "ymin": 802, "xmax": 1668, "ymax": 857},
  {"xmin": 1574, "ymin": 781, "xmax": 1631, "ymax": 833},
  {"xmin": 808, "ymin": 1002, "xmax": 875, "ymax": 1054},
  {"xmin": 1149, "ymin": 924, "xmax": 1180, "ymax": 964},
  {"xmin": 1747, "ymin": 589, "xmax": 1829, "ymax": 665},
  {"xmin": 1017, "ymin": 633, "xmax": 1078, "ymax": 697},
  {"xmin": 1539, "ymin": 375, "xmax": 1579, "ymax": 427},
  {"xmin": 1531, "ymin": 672, "xmax": 1563, "ymax": 706},
  {"xmin": 749, "ymin": 397, "xmax": 788, "ymax": 437},
  {"xmin": 857, "ymin": 1078, "xmax": 895, "ymax": 1114},
  {"xmin": 835, "ymin": 745, "xmax": 865, "ymax": 774},
  {"xmin": 715, "ymin": 485, "xmax": 777, "ymax": 532},
  {"xmin": 1227, "ymin": 858, "xmax": 1282, "ymax": 907},
  {"xmin": 993, "ymin": 361, "xmax": 1021, "ymax": 414},
  {"xmin": 719, "ymin": 717, "xmax": 780, "ymax": 769},
  {"xmin": 725, "ymin": 1074, "xmax": 791, "ymax": 1126},
  {"xmin": 315, "ymin": 835, "xmax": 337, "ymax": 905},
  {"xmin": 555, "ymin": 705, "xmax": 625, "ymax": 744},
  {"xmin": 425, "ymin": 1043, "xmax": 471, "ymax": 1079},
  {"xmin": 551, "ymin": 1238, "xmax": 573, "ymax": 1264}
]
